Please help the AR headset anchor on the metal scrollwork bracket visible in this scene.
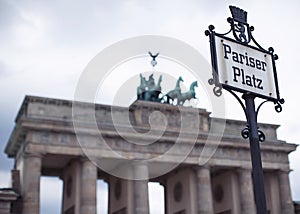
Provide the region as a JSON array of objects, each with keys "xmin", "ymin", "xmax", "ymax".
[
  {"xmin": 205, "ymin": 25, "xmax": 225, "ymax": 98},
  {"xmin": 241, "ymin": 125, "xmax": 265, "ymax": 143},
  {"xmin": 239, "ymin": 94, "xmax": 285, "ymax": 142},
  {"xmin": 258, "ymin": 129, "xmax": 265, "ymax": 142},
  {"xmin": 256, "ymin": 98, "xmax": 285, "ymax": 119},
  {"xmin": 241, "ymin": 125, "xmax": 250, "ymax": 139},
  {"xmin": 225, "ymin": 90, "xmax": 267, "ymax": 143},
  {"xmin": 208, "ymin": 78, "xmax": 222, "ymax": 97},
  {"xmin": 223, "ymin": 89, "xmax": 285, "ymax": 143}
]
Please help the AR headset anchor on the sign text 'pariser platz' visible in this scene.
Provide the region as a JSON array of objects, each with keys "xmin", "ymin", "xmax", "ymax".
[{"xmin": 213, "ymin": 34, "xmax": 279, "ymax": 100}]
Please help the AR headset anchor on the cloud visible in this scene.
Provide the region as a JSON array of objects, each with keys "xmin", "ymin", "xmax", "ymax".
[
  {"xmin": 149, "ymin": 182, "xmax": 164, "ymax": 213},
  {"xmin": 0, "ymin": 170, "xmax": 11, "ymax": 187},
  {"xmin": 40, "ymin": 177, "xmax": 63, "ymax": 213},
  {"xmin": 0, "ymin": 0, "xmax": 299, "ymax": 211},
  {"xmin": 97, "ymin": 180, "xmax": 108, "ymax": 213}
]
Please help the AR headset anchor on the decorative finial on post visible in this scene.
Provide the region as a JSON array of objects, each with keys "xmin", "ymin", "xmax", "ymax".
[
  {"xmin": 229, "ymin": 5, "xmax": 247, "ymax": 24},
  {"xmin": 228, "ymin": 5, "xmax": 251, "ymax": 44},
  {"xmin": 148, "ymin": 51, "xmax": 159, "ymax": 67}
]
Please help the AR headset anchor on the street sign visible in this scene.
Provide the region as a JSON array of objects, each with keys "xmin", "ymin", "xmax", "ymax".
[
  {"xmin": 206, "ymin": 5, "xmax": 285, "ymax": 214},
  {"xmin": 211, "ymin": 34, "xmax": 279, "ymax": 101}
]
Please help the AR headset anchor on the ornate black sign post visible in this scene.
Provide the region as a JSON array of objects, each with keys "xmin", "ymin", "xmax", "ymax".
[{"xmin": 205, "ymin": 6, "xmax": 284, "ymax": 214}]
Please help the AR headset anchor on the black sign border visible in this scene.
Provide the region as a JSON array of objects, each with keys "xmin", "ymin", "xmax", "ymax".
[{"xmin": 209, "ymin": 32, "xmax": 281, "ymax": 102}]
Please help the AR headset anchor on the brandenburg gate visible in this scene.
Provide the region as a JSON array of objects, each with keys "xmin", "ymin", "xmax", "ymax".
[{"xmin": 4, "ymin": 94, "xmax": 296, "ymax": 214}]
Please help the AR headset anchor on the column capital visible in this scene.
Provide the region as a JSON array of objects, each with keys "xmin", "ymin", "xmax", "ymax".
[
  {"xmin": 23, "ymin": 151, "xmax": 44, "ymax": 159},
  {"xmin": 236, "ymin": 167, "xmax": 252, "ymax": 174},
  {"xmin": 132, "ymin": 160, "xmax": 148, "ymax": 167},
  {"xmin": 133, "ymin": 161, "xmax": 149, "ymax": 181},
  {"xmin": 277, "ymin": 168, "xmax": 292, "ymax": 174},
  {"xmin": 194, "ymin": 164, "xmax": 211, "ymax": 172},
  {"xmin": 158, "ymin": 179, "xmax": 167, "ymax": 187},
  {"xmin": 80, "ymin": 156, "xmax": 98, "ymax": 163},
  {"xmin": 80, "ymin": 156, "xmax": 89, "ymax": 162}
]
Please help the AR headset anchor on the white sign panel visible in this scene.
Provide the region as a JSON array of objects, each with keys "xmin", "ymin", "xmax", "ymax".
[{"xmin": 214, "ymin": 35, "xmax": 278, "ymax": 99}]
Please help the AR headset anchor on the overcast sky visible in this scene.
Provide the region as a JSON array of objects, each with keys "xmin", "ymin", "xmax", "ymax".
[{"xmin": 0, "ymin": 0, "xmax": 299, "ymax": 213}]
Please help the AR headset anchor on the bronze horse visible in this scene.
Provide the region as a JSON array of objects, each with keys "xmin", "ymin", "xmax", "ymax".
[
  {"xmin": 165, "ymin": 76, "xmax": 183, "ymax": 104},
  {"xmin": 177, "ymin": 81, "xmax": 198, "ymax": 105}
]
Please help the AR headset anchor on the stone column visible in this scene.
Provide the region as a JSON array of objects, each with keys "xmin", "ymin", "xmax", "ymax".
[
  {"xmin": 80, "ymin": 159, "xmax": 97, "ymax": 214},
  {"xmin": 196, "ymin": 166, "xmax": 214, "ymax": 214},
  {"xmin": 21, "ymin": 153, "xmax": 42, "ymax": 214},
  {"xmin": 237, "ymin": 168, "xmax": 256, "ymax": 214},
  {"xmin": 278, "ymin": 170, "xmax": 294, "ymax": 214},
  {"xmin": 133, "ymin": 162, "xmax": 149, "ymax": 214}
]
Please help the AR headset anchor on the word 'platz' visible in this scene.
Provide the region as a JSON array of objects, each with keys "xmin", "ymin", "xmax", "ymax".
[
  {"xmin": 214, "ymin": 35, "xmax": 277, "ymax": 99},
  {"xmin": 223, "ymin": 44, "xmax": 265, "ymax": 90}
]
